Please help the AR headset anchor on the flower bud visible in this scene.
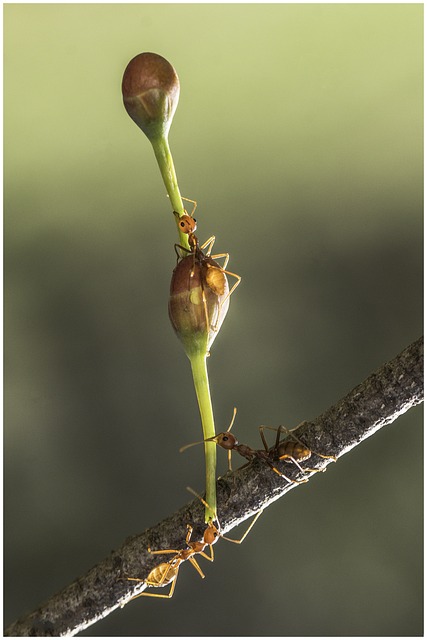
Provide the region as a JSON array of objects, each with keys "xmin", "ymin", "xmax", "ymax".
[
  {"xmin": 169, "ymin": 256, "xmax": 230, "ymax": 357},
  {"xmin": 122, "ymin": 52, "xmax": 180, "ymax": 141}
]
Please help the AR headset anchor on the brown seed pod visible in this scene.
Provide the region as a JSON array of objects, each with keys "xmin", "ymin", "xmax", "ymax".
[
  {"xmin": 122, "ymin": 52, "xmax": 180, "ymax": 140},
  {"xmin": 168, "ymin": 255, "xmax": 230, "ymax": 357}
]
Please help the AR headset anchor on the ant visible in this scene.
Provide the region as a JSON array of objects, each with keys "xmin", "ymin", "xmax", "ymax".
[
  {"xmin": 173, "ymin": 197, "xmax": 241, "ymax": 320},
  {"xmin": 127, "ymin": 488, "xmax": 262, "ymax": 600},
  {"xmin": 127, "ymin": 520, "xmax": 219, "ymax": 600},
  {"xmin": 181, "ymin": 409, "xmax": 336, "ymax": 484}
]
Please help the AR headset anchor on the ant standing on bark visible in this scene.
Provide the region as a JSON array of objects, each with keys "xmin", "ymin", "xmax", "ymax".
[
  {"xmin": 181, "ymin": 409, "xmax": 336, "ymax": 483},
  {"xmin": 127, "ymin": 518, "xmax": 220, "ymax": 600},
  {"xmin": 127, "ymin": 488, "xmax": 262, "ymax": 600}
]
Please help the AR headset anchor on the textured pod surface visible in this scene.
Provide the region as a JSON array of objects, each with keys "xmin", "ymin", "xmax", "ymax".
[
  {"xmin": 122, "ymin": 52, "xmax": 180, "ymax": 139},
  {"xmin": 168, "ymin": 255, "xmax": 230, "ymax": 356}
]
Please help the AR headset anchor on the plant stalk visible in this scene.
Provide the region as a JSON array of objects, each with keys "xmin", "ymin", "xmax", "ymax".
[
  {"xmin": 152, "ymin": 133, "xmax": 217, "ymax": 522},
  {"xmin": 189, "ymin": 351, "xmax": 217, "ymax": 522},
  {"xmin": 151, "ymin": 136, "xmax": 189, "ymax": 251}
]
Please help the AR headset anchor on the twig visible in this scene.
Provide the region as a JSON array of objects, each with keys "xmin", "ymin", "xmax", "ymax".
[{"xmin": 5, "ymin": 336, "xmax": 423, "ymax": 637}]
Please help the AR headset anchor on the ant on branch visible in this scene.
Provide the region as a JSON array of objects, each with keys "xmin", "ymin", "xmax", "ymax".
[
  {"xmin": 127, "ymin": 488, "xmax": 262, "ymax": 600},
  {"xmin": 181, "ymin": 409, "xmax": 336, "ymax": 483},
  {"xmin": 127, "ymin": 519, "xmax": 219, "ymax": 600}
]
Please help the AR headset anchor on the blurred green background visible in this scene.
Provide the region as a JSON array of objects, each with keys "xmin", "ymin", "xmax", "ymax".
[{"xmin": 4, "ymin": 3, "xmax": 423, "ymax": 636}]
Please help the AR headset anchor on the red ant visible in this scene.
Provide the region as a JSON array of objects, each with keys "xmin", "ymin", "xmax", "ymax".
[
  {"xmin": 127, "ymin": 488, "xmax": 262, "ymax": 600},
  {"xmin": 181, "ymin": 409, "xmax": 335, "ymax": 483},
  {"xmin": 127, "ymin": 519, "xmax": 219, "ymax": 599},
  {"xmin": 173, "ymin": 198, "xmax": 241, "ymax": 320}
]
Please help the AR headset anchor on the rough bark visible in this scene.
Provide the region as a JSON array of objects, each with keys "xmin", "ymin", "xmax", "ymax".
[{"xmin": 5, "ymin": 336, "xmax": 423, "ymax": 637}]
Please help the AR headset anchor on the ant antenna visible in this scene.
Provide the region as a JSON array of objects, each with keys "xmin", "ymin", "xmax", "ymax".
[
  {"xmin": 187, "ymin": 486, "xmax": 214, "ymax": 514},
  {"xmin": 179, "ymin": 407, "xmax": 238, "ymax": 454},
  {"xmin": 179, "ymin": 439, "xmax": 206, "ymax": 454},
  {"xmin": 226, "ymin": 407, "xmax": 237, "ymax": 432}
]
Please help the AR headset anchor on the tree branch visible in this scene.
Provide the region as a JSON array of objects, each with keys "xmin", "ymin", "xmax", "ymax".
[{"xmin": 5, "ymin": 336, "xmax": 423, "ymax": 637}]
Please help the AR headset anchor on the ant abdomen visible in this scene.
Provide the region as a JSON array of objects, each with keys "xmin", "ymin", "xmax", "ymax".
[
  {"xmin": 203, "ymin": 262, "xmax": 227, "ymax": 296},
  {"xmin": 277, "ymin": 441, "xmax": 312, "ymax": 463},
  {"xmin": 146, "ymin": 562, "xmax": 178, "ymax": 587}
]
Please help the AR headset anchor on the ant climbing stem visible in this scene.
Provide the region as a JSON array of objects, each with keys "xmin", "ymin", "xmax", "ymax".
[
  {"xmin": 174, "ymin": 196, "xmax": 198, "ymax": 255},
  {"xmin": 126, "ymin": 488, "xmax": 262, "ymax": 600},
  {"xmin": 172, "ymin": 197, "xmax": 241, "ymax": 329}
]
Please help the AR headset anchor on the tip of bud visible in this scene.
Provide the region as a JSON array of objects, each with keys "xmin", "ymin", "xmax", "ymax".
[{"xmin": 122, "ymin": 52, "xmax": 180, "ymax": 140}]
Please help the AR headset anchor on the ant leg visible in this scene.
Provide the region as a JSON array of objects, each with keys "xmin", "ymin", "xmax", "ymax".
[
  {"xmin": 210, "ymin": 269, "xmax": 241, "ymax": 332},
  {"xmin": 185, "ymin": 524, "xmax": 195, "ymax": 544},
  {"xmin": 220, "ymin": 509, "xmax": 264, "ymax": 544},
  {"xmin": 217, "ymin": 270, "xmax": 241, "ymax": 327},
  {"xmin": 270, "ymin": 466, "xmax": 309, "ymax": 484},
  {"xmin": 259, "ymin": 425, "xmax": 300, "ymax": 457},
  {"xmin": 202, "ymin": 275, "xmax": 229, "ymax": 335},
  {"xmin": 259, "ymin": 426, "xmax": 306, "ymax": 475},
  {"xmin": 206, "ymin": 254, "xmax": 241, "ymax": 304},
  {"xmin": 188, "ymin": 556, "xmax": 207, "ymax": 579},
  {"xmin": 210, "ymin": 252, "xmax": 229, "ymax": 270},
  {"xmin": 203, "ymin": 544, "xmax": 215, "ymax": 562},
  {"xmin": 147, "ymin": 548, "xmax": 180, "ymax": 556},
  {"xmin": 209, "ymin": 256, "xmax": 241, "ymax": 310},
  {"xmin": 200, "ymin": 236, "xmax": 216, "ymax": 255},
  {"xmin": 221, "ymin": 269, "xmax": 241, "ymax": 302},
  {"xmin": 174, "ymin": 243, "xmax": 192, "ymax": 261},
  {"xmin": 128, "ymin": 562, "xmax": 173, "ymax": 588},
  {"xmin": 127, "ymin": 563, "xmax": 179, "ymax": 599},
  {"xmin": 200, "ymin": 285, "xmax": 211, "ymax": 334},
  {"xmin": 181, "ymin": 196, "xmax": 197, "ymax": 218},
  {"xmin": 268, "ymin": 459, "xmax": 309, "ymax": 484},
  {"xmin": 191, "ymin": 545, "xmax": 215, "ymax": 565},
  {"xmin": 277, "ymin": 452, "xmax": 323, "ymax": 475},
  {"xmin": 146, "ymin": 524, "xmax": 194, "ymax": 557},
  {"xmin": 227, "ymin": 449, "xmax": 233, "ymax": 471},
  {"xmin": 128, "ymin": 575, "xmax": 178, "ymax": 599},
  {"xmin": 186, "ymin": 487, "xmax": 262, "ymax": 546},
  {"xmin": 258, "ymin": 425, "xmax": 271, "ymax": 452}
]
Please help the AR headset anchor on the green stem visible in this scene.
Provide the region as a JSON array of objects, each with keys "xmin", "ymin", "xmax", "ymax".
[
  {"xmin": 189, "ymin": 351, "xmax": 217, "ymax": 523},
  {"xmin": 152, "ymin": 133, "xmax": 216, "ymax": 519},
  {"xmin": 151, "ymin": 135, "xmax": 189, "ymax": 250}
]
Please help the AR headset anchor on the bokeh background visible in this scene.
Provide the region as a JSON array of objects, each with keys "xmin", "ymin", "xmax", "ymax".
[{"xmin": 4, "ymin": 4, "xmax": 423, "ymax": 637}]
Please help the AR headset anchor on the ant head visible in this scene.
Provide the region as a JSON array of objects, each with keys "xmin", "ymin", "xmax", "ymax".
[
  {"xmin": 213, "ymin": 432, "xmax": 238, "ymax": 450},
  {"xmin": 178, "ymin": 214, "xmax": 197, "ymax": 235},
  {"xmin": 204, "ymin": 521, "xmax": 220, "ymax": 545}
]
